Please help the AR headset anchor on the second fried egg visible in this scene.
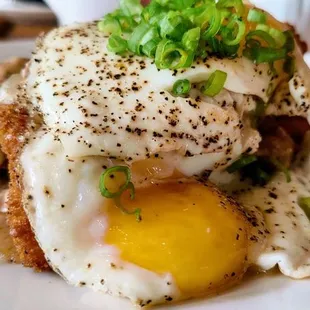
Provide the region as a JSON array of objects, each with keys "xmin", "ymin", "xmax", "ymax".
[{"xmin": 21, "ymin": 131, "xmax": 253, "ymax": 306}]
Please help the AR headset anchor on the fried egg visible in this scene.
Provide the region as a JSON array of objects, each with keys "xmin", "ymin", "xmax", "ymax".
[
  {"xmin": 25, "ymin": 22, "xmax": 273, "ymax": 173},
  {"xmin": 21, "ymin": 131, "xmax": 253, "ymax": 306}
]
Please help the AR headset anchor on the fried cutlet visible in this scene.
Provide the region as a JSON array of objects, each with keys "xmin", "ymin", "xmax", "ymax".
[{"xmin": 0, "ymin": 104, "xmax": 48, "ymax": 271}]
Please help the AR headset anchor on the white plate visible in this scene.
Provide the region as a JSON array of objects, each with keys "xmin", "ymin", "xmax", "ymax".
[
  {"xmin": 1, "ymin": 39, "xmax": 310, "ymax": 310},
  {"xmin": 0, "ymin": 40, "xmax": 34, "ymax": 60}
]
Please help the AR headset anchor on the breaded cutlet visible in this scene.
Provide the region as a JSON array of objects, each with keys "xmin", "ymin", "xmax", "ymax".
[{"xmin": 0, "ymin": 104, "xmax": 48, "ymax": 271}]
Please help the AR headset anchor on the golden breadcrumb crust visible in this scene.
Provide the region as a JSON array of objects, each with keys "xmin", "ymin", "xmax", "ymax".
[{"xmin": 0, "ymin": 104, "xmax": 48, "ymax": 271}]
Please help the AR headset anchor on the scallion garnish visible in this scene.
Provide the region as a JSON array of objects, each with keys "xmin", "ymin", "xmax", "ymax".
[
  {"xmin": 128, "ymin": 23, "xmax": 159, "ymax": 55},
  {"xmin": 99, "ymin": 166, "xmax": 141, "ymax": 221},
  {"xmin": 283, "ymin": 30, "xmax": 295, "ymax": 52},
  {"xmin": 159, "ymin": 11, "xmax": 191, "ymax": 41},
  {"xmin": 217, "ymin": 0, "xmax": 245, "ymax": 15},
  {"xmin": 226, "ymin": 155, "xmax": 258, "ymax": 174},
  {"xmin": 107, "ymin": 34, "xmax": 128, "ymax": 54},
  {"xmin": 98, "ymin": 15, "xmax": 122, "ymax": 35},
  {"xmin": 200, "ymin": 5, "xmax": 222, "ymax": 40},
  {"xmin": 172, "ymin": 79, "xmax": 191, "ymax": 96},
  {"xmin": 283, "ymin": 55, "xmax": 295, "ymax": 77},
  {"xmin": 298, "ymin": 197, "xmax": 310, "ymax": 220},
  {"xmin": 155, "ymin": 39, "xmax": 190, "ymax": 69},
  {"xmin": 221, "ymin": 16, "xmax": 246, "ymax": 46},
  {"xmin": 120, "ymin": 0, "xmax": 143, "ymax": 17},
  {"xmin": 247, "ymin": 8, "xmax": 266, "ymax": 24},
  {"xmin": 98, "ymin": 0, "xmax": 294, "ymax": 69},
  {"xmin": 201, "ymin": 70, "xmax": 227, "ymax": 97},
  {"xmin": 182, "ymin": 27, "xmax": 200, "ymax": 51},
  {"xmin": 270, "ymin": 158, "xmax": 291, "ymax": 183}
]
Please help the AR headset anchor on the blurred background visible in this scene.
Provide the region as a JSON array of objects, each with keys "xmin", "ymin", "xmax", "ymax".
[{"xmin": 0, "ymin": 0, "xmax": 308, "ymax": 54}]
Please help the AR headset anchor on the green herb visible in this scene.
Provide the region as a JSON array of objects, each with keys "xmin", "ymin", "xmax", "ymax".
[
  {"xmin": 247, "ymin": 8, "xmax": 266, "ymax": 24},
  {"xmin": 107, "ymin": 35, "xmax": 128, "ymax": 54},
  {"xmin": 155, "ymin": 39, "xmax": 190, "ymax": 69},
  {"xmin": 201, "ymin": 70, "xmax": 227, "ymax": 97},
  {"xmin": 251, "ymin": 97, "xmax": 265, "ymax": 127},
  {"xmin": 172, "ymin": 79, "xmax": 191, "ymax": 96},
  {"xmin": 241, "ymin": 158, "xmax": 274, "ymax": 186},
  {"xmin": 283, "ymin": 55, "xmax": 295, "ymax": 77},
  {"xmin": 98, "ymin": 15, "xmax": 122, "ymax": 35},
  {"xmin": 298, "ymin": 197, "xmax": 310, "ymax": 220},
  {"xmin": 221, "ymin": 16, "xmax": 246, "ymax": 46},
  {"xmin": 99, "ymin": 166, "xmax": 141, "ymax": 221},
  {"xmin": 226, "ymin": 154, "xmax": 258, "ymax": 174},
  {"xmin": 216, "ymin": 0, "xmax": 245, "ymax": 15},
  {"xmin": 270, "ymin": 158, "xmax": 291, "ymax": 183},
  {"xmin": 128, "ymin": 23, "xmax": 159, "ymax": 55},
  {"xmin": 182, "ymin": 27, "xmax": 200, "ymax": 51},
  {"xmin": 98, "ymin": 0, "xmax": 294, "ymax": 69},
  {"xmin": 120, "ymin": 0, "xmax": 143, "ymax": 16}
]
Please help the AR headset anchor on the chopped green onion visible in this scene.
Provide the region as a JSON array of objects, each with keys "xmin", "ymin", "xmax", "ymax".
[
  {"xmin": 251, "ymin": 97, "xmax": 265, "ymax": 127},
  {"xmin": 227, "ymin": 155, "xmax": 258, "ymax": 174},
  {"xmin": 182, "ymin": 6, "xmax": 205, "ymax": 24},
  {"xmin": 255, "ymin": 24, "xmax": 269, "ymax": 33},
  {"xmin": 107, "ymin": 35, "xmax": 128, "ymax": 54},
  {"xmin": 283, "ymin": 55, "xmax": 295, "ymax": 77},
  {"xmin": 244, "ymin": 46, "xmax": 287, "ymax": 64},
  {"xmin": 128, "ymin": 23, "xmax": 159, "ymax": 55},
  {"xmin": 142, "ymin": 1, "xmax": 164, "ymax": 22},
  {"xmin": 142, "ymin": 37, "xmax": 161, "ymax": 57},
  {"xmin": 155, "ymin": 38, "xmax": 190, "ymax": 69},
  {"xmin": 247, "ymin": 8, "xmax": 267, "ymax": 24},
  {"xmin": 217, "ymin": 0, "xmax": 245, "ymax": 16},
  {"xmin": 167, "ymin": 0, "xmax": 196, "ymax": 10},
  {"xmin": 283, "ymin": 30, "xmax": 295, "ymax": 52},
  {"xmin": 99, "ymin": 166, "xmax": 141, "ymax": 222},
  {"xmin": 298, "ymin": 197, "xmax": 310, "ymax": 220},
  {"xmin": 255, "ymin": 98, "xmax": 266, "ymax": 117},
  {"xmin": 200, "ymin": 5, "xmax": 222, "ymax": 40},
  {"xmin": 182, "ymin": 27, "xmax": 200, "ymax": 51},
  {"xmin": 246, "ymin": 30, "xmax": 277, "ymax": 48},
  {"xmin": 221, "ymin": 16, "xmax": 246, "ymax": 46},
  {"xmin": 155, "ymin": 0, "xmax": 170, "ymax": 6},
  {"xmin": 250, "ymin": 166, "xmax": 272, "ymax": 186},
  {"xmin": 201, "ymin": 70, "xmax": 227, "ymax": 97},
  {"xmin": 256, "ymin": 25, "xmax": 286, "ymax": 47},
  {"xmin": 117, "ymin": 15, "xmax": 137, "ymax": 32},
  {"xmin": 98, "ymin": 0, "xmax": 293, "ymax": 70},
  {"xmin": 159, "ymin": 11, "xmax": 191, "ymax": 41},
  {"xmin": 270, "ymin": 158, "xmax": 291, "ymax": 183},
  {"xmin": 120, "ymin": 0, "xmax": 143, "ymax": 16},
  {"xmin": 98, "ymin": 15, "xmax": 122, "ymax": 35},
  {"xmin": 208, "ymin": 37, "xmax": 239, "ymax": 58},
  {"xmin": 172, "ymin": 79, "xmax": 191, "ymax": 96},
  {"xmin": 99, "ymin": 166, "xmax": 131, "ymax": 198},
  {"xmin": 269, "ymin": 28, "xmax": 286, "ymax": 47}
]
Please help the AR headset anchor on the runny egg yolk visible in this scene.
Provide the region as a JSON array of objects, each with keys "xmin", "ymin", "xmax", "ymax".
[{"xmin": 104, "ymin": 180, "xmax": 250, "ymax": 298}]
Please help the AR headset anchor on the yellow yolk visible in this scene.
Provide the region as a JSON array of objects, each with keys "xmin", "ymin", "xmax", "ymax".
[{"xmin": 104, "ymin": 180, "xmax": 250, "ymax": 298}]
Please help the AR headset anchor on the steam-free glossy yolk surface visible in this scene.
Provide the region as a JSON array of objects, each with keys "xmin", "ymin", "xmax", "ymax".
[{"xmin": 105, "ymin": 181, "xmax": 249, "ymax": 298}]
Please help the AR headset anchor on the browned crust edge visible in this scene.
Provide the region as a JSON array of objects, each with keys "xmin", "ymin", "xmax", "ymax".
[{"xmin": 0, "ymin": 104, "xmax": 49, "ymax": 271}]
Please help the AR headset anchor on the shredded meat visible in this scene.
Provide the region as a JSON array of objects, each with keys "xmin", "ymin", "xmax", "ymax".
[{"xmin": 258, "ymin": 116, "xmax": 310, "ymax": 167}]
